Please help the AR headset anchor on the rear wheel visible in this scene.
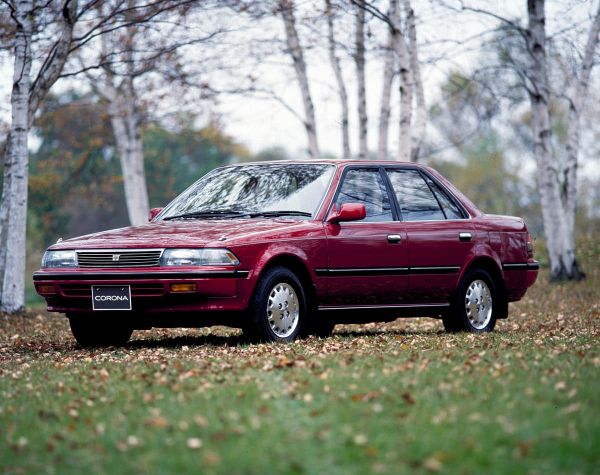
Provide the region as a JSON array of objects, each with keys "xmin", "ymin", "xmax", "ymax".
[
  {"xmin": 244, "ymin": 267, "xmax": 306, "ymax": 342},
  {"xmin": 68, "ymin": 314, "xmax": 133, "ymax": 347},
  {"xmin": 442, "ymin": 269, "xmax": 497, "ymax": 333}
]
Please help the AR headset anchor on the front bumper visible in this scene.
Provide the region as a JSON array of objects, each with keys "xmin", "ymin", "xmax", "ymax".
[{"xmin": 33, "ymin": 268, "xmax": 251, "ymax": 314}]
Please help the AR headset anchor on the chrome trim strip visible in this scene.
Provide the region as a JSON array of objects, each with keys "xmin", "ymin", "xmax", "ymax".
[
  {"xmin": 33, "ymin": 270, "xmax": 249, "ymax": 281},
  {"xmin": 315, "ymin": 266, "xmax": 459, "ymax": 277},
  {"xmin": 318, "ymin": 303, "xmax": 450, "ymax": 311}
]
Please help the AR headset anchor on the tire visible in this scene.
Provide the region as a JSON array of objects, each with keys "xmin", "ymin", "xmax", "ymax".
[
  {"xmin": 442, "ymin": 269, "xmax": 497, "ymax": 333},
  {"xmin": 68, "ymin": 314, "xmax": 133, "ymax": 347},
  {"xmin": 244, "ymin": 267, "xmax": 306, "ymax": 343}
]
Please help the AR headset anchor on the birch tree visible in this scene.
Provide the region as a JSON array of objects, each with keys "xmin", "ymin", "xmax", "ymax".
[
  {"xmin": 377, "ymin": 0, "xmax": 398, "ymax": 160},
  {"xmin": 526, "ymin": 0, "xmax": 599, "ymax": 280},
  {"xmin": 0, "ymin": 0, "xmax": 77, "ymax": 313},
  {"xmin": 279, "ymin": 0, "xmax": 320, "ymax": 159},
  {"xmin": 562, "ymin": 1, "xmax": 600, "ymax": 279},
  {"xmin": 403, "ymin": 0, "xmax": 425, "ymax": 162},
  {"xmin": 354, "ymin": 0, "xmax": 368, "ymax": 159},
  {"xmin": 87, "ymin": 13, "xmax": 151, "ymax": 226},
  {"xmin": 325, "ymin": 0, "xmax": 351, "ymax": 159},
  {"xmin": 354, "ymin": 0, "xmax": 425, "ymax": 162}
]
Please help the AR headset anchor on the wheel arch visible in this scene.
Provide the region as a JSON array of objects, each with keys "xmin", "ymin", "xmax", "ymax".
[
  {"xmin": 460, "ymin": 256, "xmax": 508, "ymax": 318},
  {"xmin": 254, "ymin": 253, "xmax": 317, "ymax": 312}
]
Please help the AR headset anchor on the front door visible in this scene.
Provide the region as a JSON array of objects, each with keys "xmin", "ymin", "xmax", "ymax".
[{"xmin": 321, "ymin": 168, "xmax": 409, "ymax": 306}]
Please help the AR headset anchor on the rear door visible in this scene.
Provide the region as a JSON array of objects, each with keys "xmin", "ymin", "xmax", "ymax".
[
  {"xmin": 321, "ymin": 167, "xmax": 409, "ymax": 306},
  {"xmin": 385, "ymin": 168, "xmax": 475, "ymax": 303}
]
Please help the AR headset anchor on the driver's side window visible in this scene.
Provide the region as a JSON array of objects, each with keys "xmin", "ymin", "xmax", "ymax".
[{"xmin": 336, "ymin": 169, "xmax": 393, "ymax": 222}]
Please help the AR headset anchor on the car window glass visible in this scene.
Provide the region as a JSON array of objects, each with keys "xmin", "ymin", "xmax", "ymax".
[
  {"xmin": 423, "ymin": 175, "xmax": 463, "ymax": 219},
  {"xmin": 387, "ymin": 169, "xmax": 445, "ymax": 221},
  {"xmin": 336, "ymin": 169, "xmax": 393, "ymax": 222}
]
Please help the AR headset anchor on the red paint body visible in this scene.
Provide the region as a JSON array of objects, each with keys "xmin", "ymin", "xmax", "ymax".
[{"xmin": 34, "ymin": 161, "xmax": 538, "ymax": 327}]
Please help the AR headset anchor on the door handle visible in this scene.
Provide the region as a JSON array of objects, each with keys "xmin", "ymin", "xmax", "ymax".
[
  {"xmin": 459, "ymin": 232, "xmax": 472, "ymax": 242},
  {"xmin": 387, "ymin": 234, "xmax": 402, "ymax": 244}
]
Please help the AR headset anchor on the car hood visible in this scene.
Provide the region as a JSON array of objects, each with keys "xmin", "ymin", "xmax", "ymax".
[{"xmin": 49, "ymin": 219, "xmax": 311, "ymax": 250}]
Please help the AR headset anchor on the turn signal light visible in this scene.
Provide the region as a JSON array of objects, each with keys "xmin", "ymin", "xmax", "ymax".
[
  {"xmin": 170, "ymin": 283, "xmax": 197, "ymax": 293},
  {"xmin": 37, "ymin": 285, "xmax": 56, "ymax": 294}
]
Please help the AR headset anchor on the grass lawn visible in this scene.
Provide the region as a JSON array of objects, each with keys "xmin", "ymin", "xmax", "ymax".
[{"xmin": 1, "ymin": 237, "xmax": 599, "ymax": 474}]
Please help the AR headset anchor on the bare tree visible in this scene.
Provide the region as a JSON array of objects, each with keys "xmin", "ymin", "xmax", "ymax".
[
  {"xmin": 526, "ymin": 0, "xmax": 598, "ymax": 280},
  {"xmin": 377, "ymin": 0, "xmax": 398, "ymax": 160},
  {"xmin": 354, "ymin": 0, "xmax": 424, "ymax": 162},
  {"xmin": 280, "ymin": 0, "xmax": 320, "ymax": 159},
  {"xmin": 562, "ymin": 1, "xmax": 600, "ymax": 278},
  {"xmin": 325, "ymin": 0, "xmax": 351, "ymax": 159},
  {"xmin": 403, "ymin": 0, "xmax": 425, "ymax": 162},
  {"xmin": 0, "ymin": 0, "xmax": 77, "ymax": 313},
  {"xmin": 393, "ymin": 2, "xmax": 412, "ymax": 162},
  {"xmin": 354, "ymin": 0, "xmax": 368, "ymax": 159}
]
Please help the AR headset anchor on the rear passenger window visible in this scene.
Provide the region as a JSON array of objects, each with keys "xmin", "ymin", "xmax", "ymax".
[
  {"xmin": 336, "ymin": 169, "xmax": 393, "ymax": 222},
  {"xmin": 423, "ymin": 175, "xmax": 464, "ymax": 219},
  {"xmin": 387, "ymin": 169, "xmax": 445, "ymax": 221}
]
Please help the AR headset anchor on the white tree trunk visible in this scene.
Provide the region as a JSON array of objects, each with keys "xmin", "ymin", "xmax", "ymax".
[
  {"xmin": 562, "ymin": 2, "xmax": 600, "ymax": 278},
  {"xmin": 326, "ymin": 0, "xmax": 351, "ymax": 159},
  {"xmin": 527, "ymin": 0, "xmax": 581, "ymax": 280},
  {"xmin": 393, "ymin": 10, "xmax": 412, "ymax": 162},
  {"xmin": 0, "ymin": 0, "xmax": 33, "ymax": 313},
  {"xmin": 108, "ymin": 78, "xmax": 150, "ymax": 226},
  {"xmin": 281, "ymin": 0, "xmax": 320, "ymax": 159},
  {"xmin": 355, "ymin": 1, "xmax": 368, "ymax": 159},
  {"xmin": 0, "ymin": 0, "xmax": 77, "ymax": 312},
  {"xmin": 403, "ymin": 0, "xmax": 425, "ymax": 162},
  {"xmin": 377, "ymin": 0, "xmax": 398, "ymax": 161}
]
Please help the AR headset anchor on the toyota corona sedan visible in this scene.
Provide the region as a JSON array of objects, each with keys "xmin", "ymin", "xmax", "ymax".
[{"xmin": 34, "ymin": 160, "xmax": 539, "ymax": 347}]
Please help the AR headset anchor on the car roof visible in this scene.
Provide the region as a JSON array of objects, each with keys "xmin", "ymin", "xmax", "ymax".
[{"xmin": 227, "ymin": 159, "xmax": 422, "ymax": 168}]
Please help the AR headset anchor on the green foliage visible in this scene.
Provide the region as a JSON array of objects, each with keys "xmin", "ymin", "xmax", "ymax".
[
  {"xmin": 143, "ymin": 123, "xmax": 249, "ymax": 207},
  {"xmin": 28, "ymin": 94, "xmax": 249, "ymax": 248}
]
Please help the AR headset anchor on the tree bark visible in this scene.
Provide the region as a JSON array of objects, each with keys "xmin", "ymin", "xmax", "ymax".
[
  {"xmin": 403, "ymin": 0, "xmax": 425, "ymax": 162},
  {"xmin": 526, "ymin": 0, "xmax": 582, "ymax": 280},
  {"xmin": 0, "ymin": 0, "xmax": 77, "ymax": 312},
  {"xmin": 393, "ymin": 8, "xmax": 412, "ymax": 162},
  {"xmin": 377, "ymin": 0, "xmax": 398, "ymax": 161},
  {"xmin": 107, "ymin": 78, "xmax": 151, "ymax": 226},
  {"xmin": 562, "ymin": 2, "xmax": 600, "ymax": 278},
  {"xmin": 0, "ymin": 0, "xmax": 33, "ymax": 313},
  {"xmin": 325, "ymin": 0, "xmax": 351, "ymax": 159},
  {"xmin": 355, "ymin": 1, "xmax": 368, "ymax": 159},
  {"xmin": 280, "ymin": 0, "xmax": 320, "ymax": 159}
]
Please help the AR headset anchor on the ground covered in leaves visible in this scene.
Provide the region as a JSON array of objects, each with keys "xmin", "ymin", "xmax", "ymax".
[{"xmin": 1, "ymin": 238, "xmax": 599, "ymax": 474}]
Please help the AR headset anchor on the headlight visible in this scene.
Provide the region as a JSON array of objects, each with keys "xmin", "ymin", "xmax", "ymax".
[
  {"xmin": 160, "ymin": 248, "xmax": 239, "ymax": 266},
  {"xmin": 42, "ymin": 250, "xmax": 77, "ymax": 268}
]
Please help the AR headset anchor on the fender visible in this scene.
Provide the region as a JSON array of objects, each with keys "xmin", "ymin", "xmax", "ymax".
[{"xmin": 457, "ymin": 242, "xmax": 504, "ymax": 290}]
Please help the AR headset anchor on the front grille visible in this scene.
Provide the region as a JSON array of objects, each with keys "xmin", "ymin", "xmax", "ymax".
[{"xmin": 76, "ymin": 249, "xmax": 163, "ymax": 268}]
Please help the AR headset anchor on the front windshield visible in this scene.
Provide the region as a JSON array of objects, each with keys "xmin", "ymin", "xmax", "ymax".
[{"xmin": 159, "ymin": 164, "xmax": 335, "ymax": 219}]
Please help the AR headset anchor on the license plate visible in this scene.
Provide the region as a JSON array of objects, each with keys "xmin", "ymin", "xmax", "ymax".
[{"xmin": 92, "ymin": 285, "xmax": 132, "ymax": 311}]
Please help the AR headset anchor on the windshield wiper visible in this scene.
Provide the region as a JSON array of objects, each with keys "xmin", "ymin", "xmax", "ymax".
[
  {"xmin": 163, "ymin": 209, "xmax": 249, "ymax": 221},
  {"xmin": 249, "ymin": 211, "xmax": 313, "ymax": 218}
]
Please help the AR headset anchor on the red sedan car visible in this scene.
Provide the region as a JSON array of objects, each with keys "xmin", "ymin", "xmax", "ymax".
[{"xmin": 34, "ymin": 160, "xmax": 538, "ymax": 346}]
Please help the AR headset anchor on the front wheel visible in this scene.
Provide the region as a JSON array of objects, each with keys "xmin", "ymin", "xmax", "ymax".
[
  {"xmin": 244, "ymin": 267, "xmax": 306, "ymax": 342},
  {"xmin": 68, "ymin": 314, "xmax": 133, "ymax": 347},
  {"xmin": 442, "ymin": 269, "xmax": 497, "ymax": 333}
]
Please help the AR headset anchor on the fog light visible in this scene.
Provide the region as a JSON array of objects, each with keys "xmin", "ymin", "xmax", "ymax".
[
  {"xmin": 37, "ymin": 285, "xmax": 56, "ymax": 294},
  {"xmin": 170, "ymin": 283, "xmax": 197, "ymax": 293}
]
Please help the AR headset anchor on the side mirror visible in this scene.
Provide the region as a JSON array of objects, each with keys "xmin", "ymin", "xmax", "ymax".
[
  {"xmin": 327, "ymin": 203, "xmax": 366, "ymax": 224},
  {"xmin": 148, "ymin": 207, "xmax": 163, "ymax": 222}
]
